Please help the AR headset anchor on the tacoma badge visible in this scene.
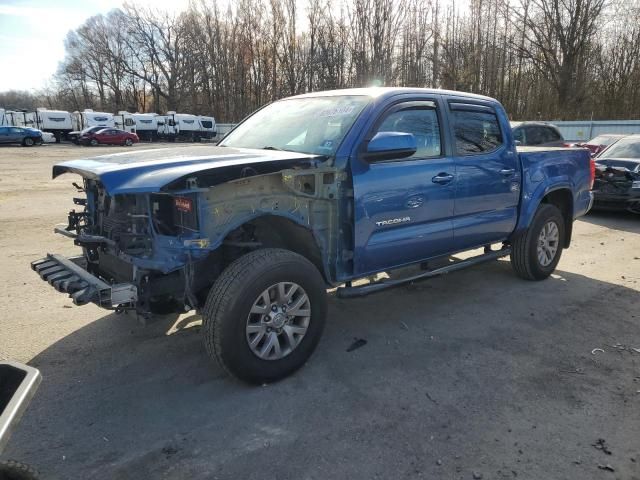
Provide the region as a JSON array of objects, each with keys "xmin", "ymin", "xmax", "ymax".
[{"xmin": 376, "ymin": 216, "xmax": 411, "ymax": 227}]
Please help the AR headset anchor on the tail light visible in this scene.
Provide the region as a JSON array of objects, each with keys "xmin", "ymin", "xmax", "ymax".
[{"xmin": 589, "ymin": 157, "xmax": 596, "ymax": 189}]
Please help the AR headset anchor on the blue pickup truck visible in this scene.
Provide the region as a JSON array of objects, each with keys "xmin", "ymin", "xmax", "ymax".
[{"xmin": 32, "ymin": 88, "xmax": 594, "ymax": 383}]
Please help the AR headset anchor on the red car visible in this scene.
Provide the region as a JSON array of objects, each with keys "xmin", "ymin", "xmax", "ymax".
[
  {"xmin": 81, "ymin": 128, "xmax": 139, "ymax": 146},
  {"xmin": 572, "ymin": 134, "xmax": 627, "ymax": 157}
]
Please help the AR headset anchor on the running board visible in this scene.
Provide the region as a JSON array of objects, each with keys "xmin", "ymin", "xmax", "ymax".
[{"xmin": 336, "ymin": 248, "xmax": 511, "ymax": 299}]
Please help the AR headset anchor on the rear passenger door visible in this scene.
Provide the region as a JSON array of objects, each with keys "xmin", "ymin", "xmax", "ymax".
[{"xmin": 448, "ymin": 102, "xmax": 520, "ymax": 250}]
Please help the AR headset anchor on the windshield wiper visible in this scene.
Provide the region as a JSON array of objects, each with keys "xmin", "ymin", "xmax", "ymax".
[{"xmin": 262, "ymin": 146, "xmax": 284, "ymax": 151}]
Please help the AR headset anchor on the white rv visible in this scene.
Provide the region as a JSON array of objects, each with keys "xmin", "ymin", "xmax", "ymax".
[
  {"xmin": 131, "ymin": 113, "xmax": 159, "ymax": 141},
  {"xmin": 158, "ymin": 112, "xmax": 216, "ymax": 141},
  {"xmin": 31, "ymin": 109, "xmax": 73, "ymax": 142},
  {"xmin": 114, "ymin": 111, "xmax": 136, "ymax": 134},
  {"xmin": 5, "ymin": 110, "xmax": 29, "ymax": 127},
  {"xmin": 71, "ymin": 109, "xmax": 115, "ymax": 131},
  {"xmin": 198, "ymin": 115, "xmax": 217, "ymax": 140}
]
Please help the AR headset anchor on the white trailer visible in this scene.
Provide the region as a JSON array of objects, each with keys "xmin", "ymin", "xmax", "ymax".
[
  {"xmin": 31, "ymin": 109, "xmax": 73, "ymax": 142},
  {"xmin": 0, "ymin": 109, "xmax": 7, "ymax": 126},
  {"xmin": 114, "ymin": 111, "xmax": 136, "ymax": 134},
  {"xmin": 198, "ymin": 115, "xmax": 217, "ymax": 140},
  {"xmin": 72, "ymin": 109, "xmax": 115, "ymax": 131},
  {"xmin": 5, "ymin": 110, "xmax": 29, "ymax": 127},
  {"xmin": 158, "ymin": 112, "xmax": 216, "ymax": 142},
  {"xmin": 131, "ymin": 113, "xmax": 159, "ymax": 141}
]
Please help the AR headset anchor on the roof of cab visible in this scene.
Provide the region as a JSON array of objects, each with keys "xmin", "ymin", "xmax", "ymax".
[{"xmin": 287, "ymin": 87, "xmax": 497, "ymax": 103}]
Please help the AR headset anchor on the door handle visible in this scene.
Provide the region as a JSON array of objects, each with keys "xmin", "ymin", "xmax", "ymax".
[
  {"xmin": 500, "ymin": 168, "xmax": 516, "ymax": 176},
  {"xmin": 432, "ymin": 173, "xmax": 454, "ymax": 185}
]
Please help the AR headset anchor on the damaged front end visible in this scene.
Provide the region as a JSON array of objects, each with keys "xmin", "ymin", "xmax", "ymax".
[
  {"xmin": 592, "ymin": 164, "xmax": 640, "ymax": 214},
  {"xmin": 32, "ymin": 179, "xmax": 211, "ymax": 314}
]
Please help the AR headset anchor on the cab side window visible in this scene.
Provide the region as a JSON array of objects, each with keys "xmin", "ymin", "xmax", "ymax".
[
  {"xmin": 375, "ymin": 107, "xmax": 442, "ymax": 158},
  {"xmin": 513, "ymin": 127, "xmax": 524, "ymax": 144},
  {"xmin": 452, "ymin": 109, "xmax": 503, "ymax": 154}
]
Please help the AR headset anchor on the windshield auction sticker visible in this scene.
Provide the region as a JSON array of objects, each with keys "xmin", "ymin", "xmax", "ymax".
[{"xmin": 318, "ymin": 105, "xmax": 356, "ymax": 117}]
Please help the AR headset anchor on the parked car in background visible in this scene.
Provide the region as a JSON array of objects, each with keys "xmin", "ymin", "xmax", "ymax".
[
  {"xmin": 31, "ymin": 129, "xmax": 56, "ymax": 143},
  {"xmin": 68, "ymin": 126, "xmax": 106, "ymax": 144},
  {"xmin": 571, "ymin": 134, "xmax": 627, "ymax": 156},
  {"xmin": 0, "ymin": 126, "xmax": 43, "ymax": 146},
  {"xmin": 592, "ymin": 134, "xmax": 640, "ymax": 214},
  {"xmin": 511, "ymin": 122, "xmax": 566, "ymax": 147},
  {"xmin": 80, "ymin": 128, "xmax": 139, "ymax": 146}
]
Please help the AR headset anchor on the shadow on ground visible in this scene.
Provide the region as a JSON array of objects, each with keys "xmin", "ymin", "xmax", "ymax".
[
  {"xmin": 6, "ymin": 258, "xmax": 640, "ymax": 480},
  {"xmin": 580, "ymin": 210, "xmax": 640, "ymax": 234}
]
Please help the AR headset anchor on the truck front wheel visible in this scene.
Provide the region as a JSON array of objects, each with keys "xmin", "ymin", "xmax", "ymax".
[
  {"xmin": 510, "ymin": 204, "xmax": 565, "ymax": 280},
  {"xmin": 202, "ymin": 248, "xmax": 327, "ymax": 384}
]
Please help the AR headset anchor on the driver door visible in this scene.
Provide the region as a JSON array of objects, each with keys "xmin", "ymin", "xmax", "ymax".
[{"xmin": 352, "ymin": 100, "xmax": 455, "ymax": 275}]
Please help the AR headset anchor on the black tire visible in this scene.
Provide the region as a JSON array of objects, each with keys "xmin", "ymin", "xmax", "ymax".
[
  {"xmin": 511, "ymin": 204, "xmax": 565, "ymax": 280},
  {"xmin": 22, "ymin": 138, "xmax": 34, "ymax": 147},
  {"xmin": 0, "ymin": 460, "xmax": 40, "ymax": 480},
  {"xmin": 90, "ymin": 139, "xmax": 98, "ymax": 146},
  {"xmin": 202, "ymin": 248, "xmax": 327, "ymax": 384},
  {"xmin": 124, "ymin": 138, "xmax": 133, "ymax": 146}
]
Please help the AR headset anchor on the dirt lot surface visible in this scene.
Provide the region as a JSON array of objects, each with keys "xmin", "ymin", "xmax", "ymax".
[{"xmin": 0, "ymin": 143, "xmax": 638, "ymax": 479}]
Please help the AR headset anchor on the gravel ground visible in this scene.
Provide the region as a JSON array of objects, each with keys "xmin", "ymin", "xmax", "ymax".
[{"xmin": 0, "ymin": 143, "xmax": 638, "ymax": 480}]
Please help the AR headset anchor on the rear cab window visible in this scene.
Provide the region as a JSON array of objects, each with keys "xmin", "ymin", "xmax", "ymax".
[
  {"xmin": 449, "ymin": 102, "xmax": 503, "ymax": 154},
  {"xmin": 545, "ymin": 127, "xmax": 562, "ymax": 142}
]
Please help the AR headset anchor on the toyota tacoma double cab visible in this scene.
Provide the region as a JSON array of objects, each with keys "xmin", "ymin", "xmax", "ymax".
[{"xmin": 32, "ymin": 88, "xmax": 594, "ymax": 383}]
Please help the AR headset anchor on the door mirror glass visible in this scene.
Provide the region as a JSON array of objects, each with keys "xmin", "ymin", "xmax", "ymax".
[{"xmin": 364, "ymin": 132, "xmax": 417, "ymax": 162}]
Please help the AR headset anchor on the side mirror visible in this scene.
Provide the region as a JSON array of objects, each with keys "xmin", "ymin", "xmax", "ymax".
[{"xmin": 364, "ymin": 131, "xmax": 417, "ymax": 162}]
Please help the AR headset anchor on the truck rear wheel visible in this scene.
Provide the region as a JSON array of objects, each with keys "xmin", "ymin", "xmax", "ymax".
[
  {"xmin": 510, "ymin": 204, "xmax": 565, "ymax": 280},
  {"xmin": 202, "ymin": 248, "xmax": 327, "ymax": 384}
]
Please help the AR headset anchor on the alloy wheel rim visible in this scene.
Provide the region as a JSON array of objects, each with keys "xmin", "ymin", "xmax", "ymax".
[
  {"xmin": 537, "ymin": 220, "xmax": 559, "ymax": 267},
  {"xmin": 245, "ymin": 282, "xmax": 311, "ymax": 360}
]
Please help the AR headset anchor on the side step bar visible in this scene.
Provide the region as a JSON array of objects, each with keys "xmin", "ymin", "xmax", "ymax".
[{"xmin": 336, "ymin": 247, "xmax": 511, "ymax": 299}]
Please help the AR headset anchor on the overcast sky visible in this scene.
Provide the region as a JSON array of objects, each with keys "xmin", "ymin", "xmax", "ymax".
[{"xmin": 0, "ymin": 0, "xmax": 189, "ymax": 92}]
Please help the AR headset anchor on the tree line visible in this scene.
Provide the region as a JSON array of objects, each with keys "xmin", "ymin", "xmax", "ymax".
[{"xmin": 3, "ymin": 0, "xmax": 640, "ymax": 122}]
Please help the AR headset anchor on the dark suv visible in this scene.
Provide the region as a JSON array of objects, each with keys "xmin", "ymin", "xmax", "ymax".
[
  {"xmin": 511, "ymin": 122, "xmax": 565, "ymax": 147},
  {"xmin": 0, "ymin": 126, "xmax": 43, "ymax": 146}
]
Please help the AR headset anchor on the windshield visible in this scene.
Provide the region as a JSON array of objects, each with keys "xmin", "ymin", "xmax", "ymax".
[
  {"xmin": 220, "ymin": 95, "xmax": 370, "ymax": 156},
  {"xmin": 589, "ymin": 135, "xmax": 624, "ymax": 146},
  {"xmin": 598, "ymin": 136, "xmax": 640, "ymax": 159}
]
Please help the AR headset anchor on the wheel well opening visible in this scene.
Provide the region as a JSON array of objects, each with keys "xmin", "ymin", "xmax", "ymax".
[
  {"xmin": 541, "ymin": 189, "xmax": 573, "ymax": 247},
  {"xmin": 247, "ymin": 216, "xmax": 326, "ymax": 280},
  {"xmin": 194, "ymin": 216, "xmax": 327, "ymax": 303}
]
